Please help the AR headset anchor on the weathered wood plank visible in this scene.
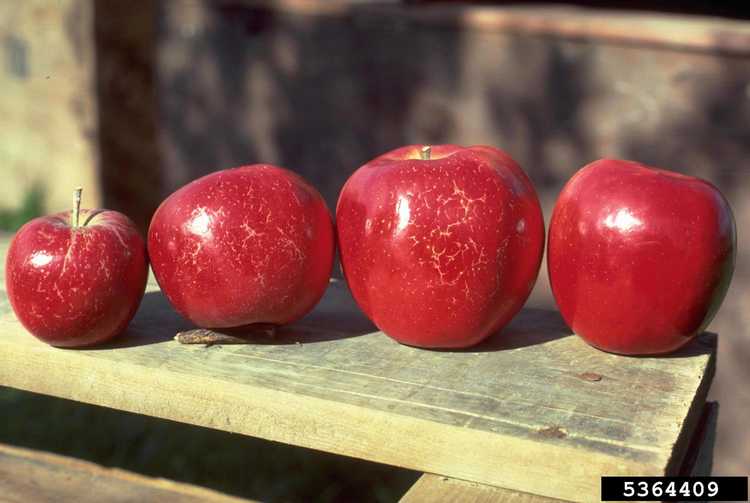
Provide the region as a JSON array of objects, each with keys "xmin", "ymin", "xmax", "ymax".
[
  {"xmin": 394, "ymin": 4, "xmax": 750, "ymax": 55},
  {"xmin": 401, "ymin": 402, "xmax": 718, "ymax": 502},
  {"xmin": 0, "ymin": 239, "xmax": 715, "ymax": 502},
  {"xmin": 0, "ymin": 442, "xmax": 254, "ymax": 503},
  {"xmin": 237, "ymin": 0, "xmax": 750, "ymax": 57},
  {"xmin": 400, "ymin": 474, "xmax": 564, "ymax": 503}
]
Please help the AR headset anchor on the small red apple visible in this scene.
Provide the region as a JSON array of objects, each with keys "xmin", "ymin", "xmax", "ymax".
[
  {"xmin": 5, "ymin": 188, "xmax": 148, "ymax": 347},
  {"xmin": 148, "ymin": 165, "xmax": 334, "ymax": 328},
  {"xmin": 548, "ymin": 159, "xmax": 736, "ymax": 355},
  {"xmin": 336, "ymin": 144, "xmax": 545, "ymax": 348}
]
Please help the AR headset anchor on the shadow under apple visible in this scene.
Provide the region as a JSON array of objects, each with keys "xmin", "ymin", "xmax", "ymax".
[{"xmin": 94, "ymin": 281, "xmax": 377, "ymax": 350}]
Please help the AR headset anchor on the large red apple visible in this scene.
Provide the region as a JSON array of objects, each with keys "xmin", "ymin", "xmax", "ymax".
[
  {"xmin": 548, "ymin": 159, "xmax": 736, "ymax": 355},
  {"xmin": 336, "ymin": 144, "xmax": 544, "ymax": 348},
  {"xmin": 148, "ymin": 165, "xmax": 334, "ymax": 328},
  {"xmin": 5, "ymin": 189, "xmax": 148, "ymax": 347}
]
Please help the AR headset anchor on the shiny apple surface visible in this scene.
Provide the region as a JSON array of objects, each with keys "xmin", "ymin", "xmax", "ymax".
[
  {"xmin": 6, "ymin": 210, "xmax": 148, "ymax": 347},
  {"xmin": 337, "ymin": 144, "xmax": 544, "ymax": 348},
  {"xmin": 148, "ymin": 165, "xmax": 335, "ymax": 328},
  {"xmin": 548, "ymin": 159, "xmax": 736, "ymax": 355}
]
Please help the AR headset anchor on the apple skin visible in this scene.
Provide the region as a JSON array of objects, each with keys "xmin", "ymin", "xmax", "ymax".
[
  {"xmin": 148, "ymin": 165, "xmax": 335, "ymax": 328},
  {"xmin": 5, "ymin": 210, "xmax": 148, "ymax": 347},
  {"xmin": 336, "ymin": 144, "xmax": 545, "ymax": 348},
  {"xmin": 548, "ymin": 159, "xmax": 736, "ymax": 355}
]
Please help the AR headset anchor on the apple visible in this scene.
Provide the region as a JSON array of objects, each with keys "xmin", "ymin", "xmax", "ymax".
[
  {"xmin": 148, "ymin": 165, "xmax": 334, "ymax": 328},
  {"xmin": 5, "ymin": 188, "xmax": 148, "ymax": 347},
  {"xmin": 548, "ymin": 159, "xmax": 736, "ymax": 355},
  {"xmin": 336, "ymin": 144, "xmax": 545, "ymax": 348}
]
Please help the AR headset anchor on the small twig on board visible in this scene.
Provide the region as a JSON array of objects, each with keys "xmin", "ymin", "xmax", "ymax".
[{"xmin": 175, "ymin": 326, "xmax": 276, "ymax": 346}]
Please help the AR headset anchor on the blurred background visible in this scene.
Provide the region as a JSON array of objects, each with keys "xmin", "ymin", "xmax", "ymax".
[{"xmin": 1, "ymin": 0, "xmax": 748, "ymax": 501}]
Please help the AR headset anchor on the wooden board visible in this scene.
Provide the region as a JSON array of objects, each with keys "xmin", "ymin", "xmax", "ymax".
[
  {"xmin": 0, "ymin": 240, "xmax": 715, "ymax": 502},
  {"xmin": 242, "ymin": 0, "xmax": 750, "ymax": 56},
  {"xmin": 400, "ymin": 474, "xmax": 563, "ymax": 503},
  {"xmin": 0, "ymin": 442, "xmax": 254, "ymax": 503},
  {"xmin": 390, "ymin": 4, "xmax": 750, "ymax": 55},
  {"xmin": 401, "ymin": 402, "xmax": 718, "ymax": 502}
]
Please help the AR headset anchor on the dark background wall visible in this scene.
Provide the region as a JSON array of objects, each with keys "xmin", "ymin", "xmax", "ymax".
[{"xmin": 1, "ymin": 1, "xmax": 748, "ymax": 499}]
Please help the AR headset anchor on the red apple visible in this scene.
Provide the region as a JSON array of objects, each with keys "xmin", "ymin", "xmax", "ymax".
[
  {"xmin": 5, "ymin": 188, "xmax": 148, "ymax": 347},
  {"xmin": 548, "ymin": 159, "xmax": 736, "ymax": 355},
  {"xmin": 148, "ymin": 165, "xmax": 334, "ymax": 328},
  {"xmin": 336, "ymin": 144, "xmax": 545, "ymax": 348}
]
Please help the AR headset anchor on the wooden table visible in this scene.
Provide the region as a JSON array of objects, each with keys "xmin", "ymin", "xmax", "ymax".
[{"xmin": 0, "ymin": 238, "xmax": 716, "ymax": 502}]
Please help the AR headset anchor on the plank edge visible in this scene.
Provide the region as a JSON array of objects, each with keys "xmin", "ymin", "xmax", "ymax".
[
  {"xmin": 0, "ymin": 339, "xmax": 666, "ymax": 503},
  {"xmin": 0, "ymin": 443, "xmax": 254, "ymax": 503}
]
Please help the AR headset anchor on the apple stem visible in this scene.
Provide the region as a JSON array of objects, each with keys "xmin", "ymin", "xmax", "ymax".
[
  {"xmin": 72, "ymin": 187, "xmax": 82, "ymax": 228},
  {"xmin": 420, "ymin": 145, "xmax": 431, "ymax": 160}
]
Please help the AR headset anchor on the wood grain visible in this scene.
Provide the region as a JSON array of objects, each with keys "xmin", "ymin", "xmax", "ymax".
[
  {"xmin": 0, "ymin": 240, "xmax": 716, "ymax": 502},
  {"xmin": 398, "ymin": 4, "xmax": 750, "ymax": 55},
  {"xmin": 0, "ymin": 442, "xmax": 254, "ymax": 503},
  {"xmin": 401, "ymin": 402, "xmax": 718, "ymax": 502},
  {"xmin": 237, "ymin": 2, "xmax": 750, "ymax": 54},
  {"xmin": 400, "ymin": 474, "xmax": 565, "ymax": 503}
]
